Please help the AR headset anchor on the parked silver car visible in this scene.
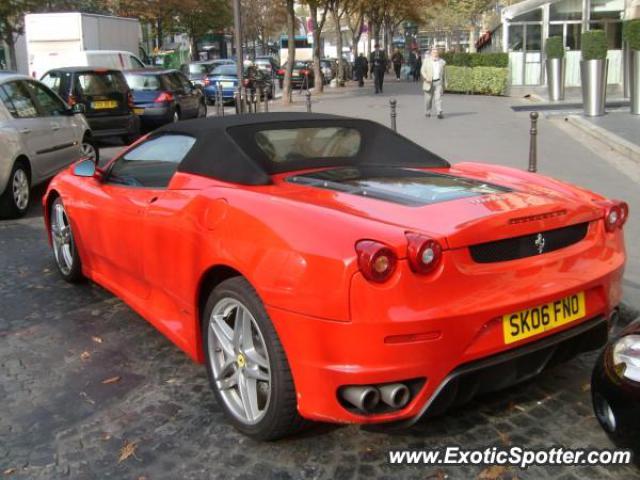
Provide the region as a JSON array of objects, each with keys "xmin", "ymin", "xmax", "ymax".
[{"xmin": 0, "ymin": 72, "xmax": 95, "ymax": 218}]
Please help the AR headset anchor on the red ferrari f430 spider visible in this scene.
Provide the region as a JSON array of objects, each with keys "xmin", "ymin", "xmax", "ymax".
[{"xmin": 43, "ymin": 113, "xmax": 627, "ymax": 439}]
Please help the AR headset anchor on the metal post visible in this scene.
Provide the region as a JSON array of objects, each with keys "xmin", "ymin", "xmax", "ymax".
[
  {"xmin": 264, "ymin": 90, "xmax": 269, "ymax": 112},
  {"xmin": 251, "ymin": 90, "xmax": 257, "ymax": 113},
  {"xmin": 257, "ymin": 86, "xmax": 263, "ymax": 112},
  {"xmin": 390, "ymin": 98, "xmax": 397, "ymax": 132},
  {"xmin": 216, "ymin": 82, "xmax": 222, "ymax": 116},
  {"xmin": 234, "ymin": 88, "xmax": 240, "ymax": 114},
  {"xmin": 305, "ymin": 90, "xmax": 312, "ymax": 112},
  {"xmin": 528, "ymin": 112, "xmax": 539, "ymax": 173},
  {"xmin": 219, "ymin": 85, "xmax": 224, "ymax": 117}
]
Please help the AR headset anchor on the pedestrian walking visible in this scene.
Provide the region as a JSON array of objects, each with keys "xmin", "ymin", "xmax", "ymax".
[
  {"xmin": 391, "ymin": 49, "xmax": 404, "ymax": 80},
  {"xmin": 421, "ymin": 47, "xmax": 446, "ymax": 119},
  {"xmin": 354, "ymin": 53, "xmax": 367, "ymax": 87},
  {"xmin": 369, "ymin": 44, "xmax": 387, "ymax": 94},
  {"xmin": 413, "ymin": 50, "xmax": 422, "ymax": 82}
]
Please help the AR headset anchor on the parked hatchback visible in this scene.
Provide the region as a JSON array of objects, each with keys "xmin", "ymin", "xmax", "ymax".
[
  {"xmin": 124, "ymin": 69, "xmax": 207, "ymax": 129},
  {"xmin": 181, "ymin": 59, "xmax": 234, "ymax": 86},
  {"xmin": 0, "ymin": 72, "xmax": 93, "ymax": 218},
  {"xmin": 40, "ymin": 67, "xmax": 139, "ymax": 144}
]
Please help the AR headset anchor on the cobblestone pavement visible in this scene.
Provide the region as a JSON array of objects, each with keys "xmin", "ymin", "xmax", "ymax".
[{"xmin": 2, "ymin": 89, "xmax": 640, "ymax": 479}]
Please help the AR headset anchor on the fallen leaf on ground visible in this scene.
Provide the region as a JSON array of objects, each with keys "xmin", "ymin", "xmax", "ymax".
[
  {"xmin": 92, "ymin": 336, "xmax": 103, "ymax": 344},
  {"xmin": 101, "ymin": 376, "xmax": 121, "ymax": 384},
  {"xmin": 582, "ymin": 383, "xmax": 591, "ymax": 392},
  {"xmin": 478, "ymin": 465, "xmax": 507, "ymax": 480},
  {"xmin": 426, "ymin": 469, "xmax": 447, "ymax": 480},
  {"xmin": 118, "ymin": 440, "xmax": 137, "ymax": 463},
  {"xmin": 80, "ymin": 351, "xmax": 91, "ymax": 360},
  {"xmin": 3, "ymin": 467, "xmax": 16, "ymax": 475},
  {"xmin": 165, "ymin": 378, "xmax": 177, "ymax": 384}
]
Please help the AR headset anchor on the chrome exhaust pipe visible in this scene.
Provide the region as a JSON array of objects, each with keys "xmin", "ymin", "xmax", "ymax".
[
  {"xmin": 341, "ymin": 386, "xmax": 380, "ymax": 413},
  {"xmin": 379, "ymin": 383, "xmax": 410, "ymax": 409}
]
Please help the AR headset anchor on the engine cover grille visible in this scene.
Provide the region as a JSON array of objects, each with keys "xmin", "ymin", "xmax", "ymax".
[{"xmin": 469, "ymin": 222, "xmax": 590, "ymax": 263}]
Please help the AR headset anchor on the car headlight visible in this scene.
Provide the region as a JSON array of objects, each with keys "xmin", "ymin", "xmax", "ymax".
[{"xmin": 612, "ymin": 334, "xmax": 640, "ymax": 382}]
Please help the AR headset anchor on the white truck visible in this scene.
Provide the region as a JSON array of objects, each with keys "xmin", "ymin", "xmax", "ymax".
[{"xmin": 17, "ymin": 12, "xmax": 146, "ymax": 78}]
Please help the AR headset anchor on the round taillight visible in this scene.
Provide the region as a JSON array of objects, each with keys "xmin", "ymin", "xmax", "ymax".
[
  {"xmin": 355, "ymin": 240, "xmax": 397, "ymax": 283},
  {"xmin": 605, "ymin": 205, "xmax": 622, "ymax": 232},
  {"xmin": 406, "ymin": 233, "xmax": 443, "ymax": 274}
]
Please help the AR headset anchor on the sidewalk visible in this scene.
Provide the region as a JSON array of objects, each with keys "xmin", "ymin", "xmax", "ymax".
[{"xmin": 271, "ymin": 77, "xmax": 640, "ymax": 310}]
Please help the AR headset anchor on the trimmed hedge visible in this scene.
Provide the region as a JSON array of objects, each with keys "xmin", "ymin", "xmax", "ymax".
[
  {"xmin": 441, "ymin": 52, "xmax": 508, "ymax": 68},
  {"xmin": 623, "ymin": 20, "xmax": 640, "ymax": 51},
  {"xmin": 444, "ymin": 66, "xmax": 509, "ymax": 96},
  {"xmin": 582, "ymin": 30, "xmax": 608, "ymax": 60},
  {"xmin": 545, "ymin": 36, "xmax": 565, "ymax": 59}
]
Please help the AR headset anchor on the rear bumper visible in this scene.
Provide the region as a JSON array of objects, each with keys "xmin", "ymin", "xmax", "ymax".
[
  {"xmin": 268, "ymin": 222, "xmax": 625, "ymax": 424},
  {"xmin": 134, "ymin": 105, "xmax": 173, "ymax": 126},
  {"xmin": 86, "ymin": 113, "xmax": 139, "ymax": 138}
]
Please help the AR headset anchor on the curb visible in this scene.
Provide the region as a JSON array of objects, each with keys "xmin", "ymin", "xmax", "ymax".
[{"xmin": 563, "ymin": 115, "xmax": 640, "ymax": 163}]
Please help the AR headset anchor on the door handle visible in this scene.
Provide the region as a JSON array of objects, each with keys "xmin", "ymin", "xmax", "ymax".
[{"xmin": 19, "ymin": 128, "xmax": 31, "ymax": 134}]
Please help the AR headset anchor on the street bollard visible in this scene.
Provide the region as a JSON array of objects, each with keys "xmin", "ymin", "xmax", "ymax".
[
  {"xmin": 390, "ymin": 98, "xmax": 397, "ymax": 132},
  {"xmin": 216, "ymin": 83, "xmax": 222, "ymax": 116},
  {"xmin": 234, "ymin": 88, "xmax": 240, "ymax": 114},
  {"xmin": 528, "ymin": 112, "xmax": 539, "ymax": 173},
  {"xmin": 252, "ymin": 90, "xmax": 257, "ymax": 113},
  {"xmin": 305, "ymin": 90, "xmax": 312, "ymax": 113},
  {"xmin": 264, "ymin": 90, "xmax": 269, "ymax": 112},
  {"xmin": 219, "ymin": 86, "xmax": 224, "ymax": 117},
  {"xmin": 257, "ymin": 87, "xmax": 263, "ymax": 113}
]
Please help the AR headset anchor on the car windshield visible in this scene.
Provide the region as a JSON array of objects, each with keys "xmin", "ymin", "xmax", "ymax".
[
  {"xmin": 255, "ymin": 127, "xmax": 361, "ymax": 163},
  {"xmin": 188, "ymin": 64, "xmax": 209, "ymax": 75},
  {"xmin": 210, "ymin": 65, "xmax": 237, "ymax": 76},
  {"xmin": 125, "ymin": 73, "xmax": 162, "ymax": 90},
  {"xmin": 77, "ymin": 71, "xmax": 127, "ymax": 95}
]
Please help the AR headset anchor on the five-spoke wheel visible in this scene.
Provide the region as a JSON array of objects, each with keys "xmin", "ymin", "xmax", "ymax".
[
  {"xmin": 203, "ymin": 277, "xmax": 305, "ymax": 440},
  {"xmin": 50, "ymin": 197, "xmax": 83, "ymax": 282}
]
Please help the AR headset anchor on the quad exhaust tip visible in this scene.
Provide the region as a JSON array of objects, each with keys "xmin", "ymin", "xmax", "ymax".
[{"xmin": 340, "ymin": 383, "xmax": 411, "ymax": 413}]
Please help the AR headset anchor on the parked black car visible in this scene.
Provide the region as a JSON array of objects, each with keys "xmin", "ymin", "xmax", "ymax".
[
  {"xmin": 124, "ymin": 69, "xmax": 207, "ymax": 129},
  {"xmin": 275, "ymin": 61, "xmax": 315, "ymax": 89},
  {"xmin": 41, "ymin": 67, "xmax": 139, "ymax": 144},
  {"xmin": 592, "ymin": 319, "xmax": 640, "ymax": 463}
]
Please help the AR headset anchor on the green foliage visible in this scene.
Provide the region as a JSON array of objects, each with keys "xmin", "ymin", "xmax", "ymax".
[
  {"xmin": 545, "ymin": 36, "xmax": 564, "ymax": 59},
  {"xmin": 441, "ymin": 52, "xmax": 508, "ymax": 68},
  {"xmin": 444, "ymin": 66, "xmax": 509, "ymax": 96},
  {"xmin": 623, "ymin": 20, "xmax": 640, "ymax": 51},
  {"xmin": 581, "ymin": 30, "xmax": 608, "ymax": 60}
]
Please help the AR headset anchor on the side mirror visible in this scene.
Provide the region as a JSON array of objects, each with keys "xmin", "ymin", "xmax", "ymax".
[
  {"xmin": 72, "ymin": 158, "xmax": 96, "ymax": 177},
  {"xmin": 71, "ymin": 103, "xmax": 86, "ymax": 114}
]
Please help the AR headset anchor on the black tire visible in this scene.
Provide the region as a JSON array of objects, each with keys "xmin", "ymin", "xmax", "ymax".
[
  {"xmin": 197, "ymin": 100, "xmax": 207, "ymax": 118},
  {"xmin": 0, "ymin": 159, "xmax": 30, "ymax": 219},
  {"xmin": 202, "ymin": 277, "xmax": 306, "ymax": 440},
  {"xmin": 49, "ymin": 196, "xmax": 83, "ymax": 283},
  {"xmin": 81, "ymin": 134, "xmax": 99, "ymax": 164}
]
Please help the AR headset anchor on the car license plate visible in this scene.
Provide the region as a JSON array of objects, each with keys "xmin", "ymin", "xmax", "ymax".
[
  {"xmin": 133, "ymin": 108, "xmax": 144, "ymax": 115},
  {"xmin": 503, "ymin": 292, "xmax": 585, "ymax": 344},
  {"xmin": 91, "ymin": 100, "xmax": 118, "ymax": 109},
  {"xmin": 220, "ymin": 81, "xmax": 234, "ymax": 88}
]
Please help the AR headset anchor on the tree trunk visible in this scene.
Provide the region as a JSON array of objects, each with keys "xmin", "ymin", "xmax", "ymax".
[
  {"xmin": 282, "ymin": 0, "xmax": 295, "ymax": 104},
  {"xmin": 191, "ymin": 32, "xmax": 199, "ymax": 61},
  {"xmin": 6, "ymin": 34, "xmax": 18, "ymax": 72},
  {"xmin": 468, "ymin": 28, "xmax": 477, "ymax": 53},
  {"xmin": 332, "ymin": 8, "xmax": 344, "ymax": 86},
  {"xmin": 156, "ymin": 17, "xmax": 163, "ymax": 50},
  {"xmin": 309, "ymin": 4, "xmax": 324, "ymax": 93}
]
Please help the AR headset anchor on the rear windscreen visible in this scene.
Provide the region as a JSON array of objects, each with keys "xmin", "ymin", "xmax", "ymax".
[
  {"xmin": 188, "ymin": 64, "xmax": 208, "ymax": 74},
  {"xmin": 77, "ymin": 72, "xmax": 128, "ymax": 95},
  {"xmin": 125, "ymin": 74, "xmax": 162, "ymax": 91},
  {"xmin": 255, "ymin": 127, "xmax": 361, "ymax": 163}
]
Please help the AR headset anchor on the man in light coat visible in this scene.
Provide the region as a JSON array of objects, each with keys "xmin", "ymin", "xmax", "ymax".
[{"xmin": 421, "ymin": 47, "xmax": 446, "ymax": 119}]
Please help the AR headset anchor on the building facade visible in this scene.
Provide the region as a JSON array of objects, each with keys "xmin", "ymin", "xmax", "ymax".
[{"xmin": 481, "ymin": 0, "xmax": 631, "ymax": 87}]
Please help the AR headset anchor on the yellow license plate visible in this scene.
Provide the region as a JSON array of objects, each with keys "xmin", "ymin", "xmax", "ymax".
[
  {"xmin": 92, "ymin": 100, "xmax": 118, "ymax": 109},
  {"xmin": 503, "ymin": 292, "xmax": 585, "ymax": 344},
  {"xmin": 133, "ymin": 108, "xmax": 144, "ymax": 115}
]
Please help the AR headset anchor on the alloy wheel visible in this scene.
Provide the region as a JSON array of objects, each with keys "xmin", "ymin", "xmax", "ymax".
[
  {"xmin": 80, "ymin": 142, "xmax": 97, "ymax": 161},
  {"xmin": 12, "ymin": 168, "xmax": 29, "ymax": 211},
  {"xmin": 51, "ymin": 201, "xmax": 75, "ymax": 275},
  {"xmin": 208, "ymin": 298, "xmax": 271, "ymax": 425}
]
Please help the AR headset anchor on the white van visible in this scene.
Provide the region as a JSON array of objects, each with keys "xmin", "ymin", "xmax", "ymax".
[{"xmin": 31, "ymin": 50, "xmax": 146, "ymax": 79}]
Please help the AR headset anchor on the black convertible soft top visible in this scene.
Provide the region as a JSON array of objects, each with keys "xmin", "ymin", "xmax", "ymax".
[{"xmin": 154, "ymin": 112, "xmax": 449, "ymax": 185}]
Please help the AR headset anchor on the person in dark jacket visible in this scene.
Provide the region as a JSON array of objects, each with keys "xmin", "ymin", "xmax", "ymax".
[
  {"xmin": 413, "ymin": 49, "xmax": 422, "ymax": 81},
  {"xmin": 369, "ymin": 44, "xmax": 387, "ymax": 94},
  {"xmin": 354, "ymin": 53, "xmax": 367, "ymax": 87},
  {"xmin": 391, "ymin": 49, "xmax": 404, "ymax": 80}
]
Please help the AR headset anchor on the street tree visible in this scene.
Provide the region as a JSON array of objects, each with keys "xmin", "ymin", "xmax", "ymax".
[
  {"xmin": 174, "ymin": 0, "xmax": 231, "ymax": 60},
  {"xmin": 305, "ymin": 0, "xmax": 330, "ymax": 93},
  {"xmin": 282, "ymin": 0, "xmax": 295, "ymax": 104},
  {"xmin": 242, "ymin": 0, "xmax": 287, "ymax": 58},
  {"xmin": 0, "ymin": 0, "xmax": 43, "ymax": 69},
  {"xmin": 328, "ymin": 0, "xmax": 347, "ymax": 85}
]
